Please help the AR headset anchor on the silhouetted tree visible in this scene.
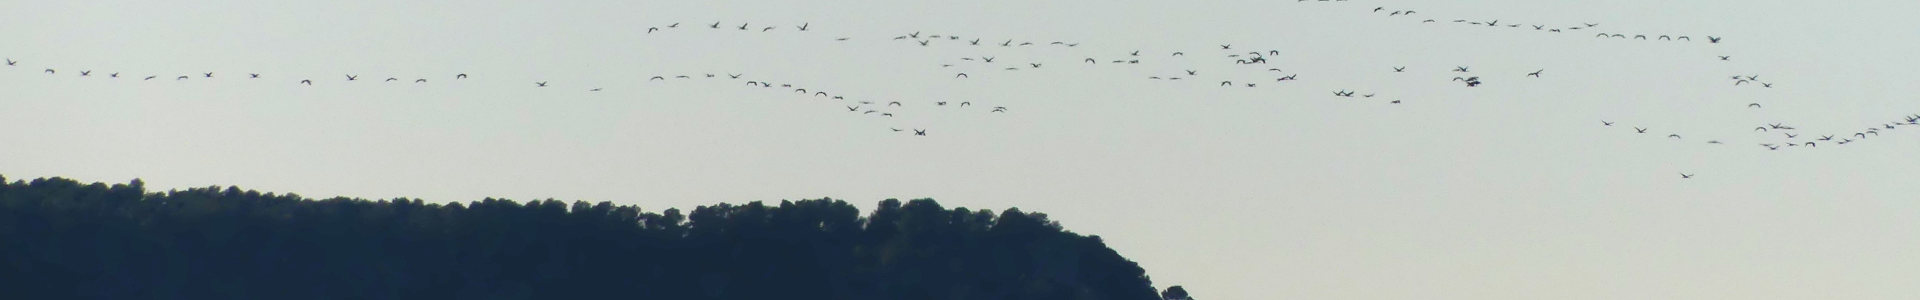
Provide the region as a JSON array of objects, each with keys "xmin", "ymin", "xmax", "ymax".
[
  {"xmin": 0, "ymin": 175, "xmax": 1181, "ymax": 300},
  {"xmin": 1163, "ymin": 285, "xmax": 1193, "ymax": 300}
]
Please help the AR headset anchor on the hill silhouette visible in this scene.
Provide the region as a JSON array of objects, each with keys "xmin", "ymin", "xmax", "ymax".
[{"xmin": 0, "ymin": 175, "xmax": 1187, "ymax": 300}]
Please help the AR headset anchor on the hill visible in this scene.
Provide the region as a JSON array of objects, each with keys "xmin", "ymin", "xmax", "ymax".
[{"xmin": 0, "ymin": 175, "xmax": 1184, "ymax": 300}]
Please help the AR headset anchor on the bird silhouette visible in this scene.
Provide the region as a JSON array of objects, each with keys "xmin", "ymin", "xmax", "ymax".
[
  {"xmin": 589, "ymin": 88, "xmax": 602, "ymax": 92},
  {"xmin": 914, "ymin": 129, "xmax": 926, "ymax": 136},
  {"xmin": 43, "ymin": 68, "xmax": 54, "ymax": 74},
  {"xmin": 456, "ymin": 74, "xmax": 468, "ymax": 79},
  {"xmin": 346, "ymin": 75, "xmax": 358, "ymax": 81},
  {"xmin": 1680, "ymin": 173, "xmax": 1694, "ymax": 179},
  {"xmin": 300, "ymin": 79, "xmax": 312, "ymax": 85},
  {"xmin": 1707, "ymin": 36, "xmax": 1721, "ymax": 43},
  {"xmin": 1719, "ymin": 56, "xmax": 1730, "ymax": 61},
  {"xmin": 79, "ymin": 70, "xmax": 90, "ymax": 76},
  {"xmin": 737, "ymin": 23, "xmax": 749, "ymax": 30},
  {"xmin": 3, "ymin": 59, "xmax": 13, "ymax": 66},
  {"xmin": 709, "ymin": 21, "xmax": 721, "ymax": 28},
  {"xmin": 1527, "ymin": 69, "xmax": 1543, "ymax": 77},
  {"xmin": 1635, "ymin": 127, "xmax": 1648, "ymax": 133},
  {"xmin": 415, "ymin": 79, "xmax": 427, "ymax": 83},
  {"xmin": 1393, "ymin": 66, "xmax": 1405, "ymax": 72},
  {"xmin": 1748, "ymin": 103, "xmax": 1762, "ymax": 108},
  {"xmin": 249, "ymin": 73, "xmax": 260, "ymax": 78},
  {"xmin": 796, "ymin": 23, "xmax": 809, "ymax": 31},
  {"xmin": 535, "ymin": 81, "xmax": 548, "ymax": 87},
  {"xmin": 1453, "ymin": 66, "xmax": 1470, "ymax": 72},
  {"xmin": 1601, "ymin": 121, "xmax": 1614, "ymax": 126},
  {"xmin": 144, "ymin": 76, "xmax": 157, "ymax": 80}
]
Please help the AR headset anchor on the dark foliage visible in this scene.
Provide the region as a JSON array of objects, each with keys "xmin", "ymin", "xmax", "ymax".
[{"xmin": 0, "ymin": 175, "xmax": 1169, "ymax": 300}]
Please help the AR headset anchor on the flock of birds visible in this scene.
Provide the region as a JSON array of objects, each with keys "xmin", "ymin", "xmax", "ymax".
[{"xmin": 5, "ymin": 3, "xmax": 1915, "ymax": 179}]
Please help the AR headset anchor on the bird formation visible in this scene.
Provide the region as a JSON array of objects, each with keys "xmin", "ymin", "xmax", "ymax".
[{"xmin": 0, "ymin": 13, "xmax": 1897, "ymax": 179}]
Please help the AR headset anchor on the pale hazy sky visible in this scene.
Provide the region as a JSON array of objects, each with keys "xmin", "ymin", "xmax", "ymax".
[{"xmin": 4, "ymin": 0, "xmax": 1919, "ymax": 299}]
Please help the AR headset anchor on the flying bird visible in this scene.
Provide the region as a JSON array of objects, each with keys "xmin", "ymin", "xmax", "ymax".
[
  {"xmin": 1393, "ymin": 66, "xmax": 1405, "ymax": 72},
  {"xmin": 456, "ymin": 74, "xmax": 468, "ymax": 79},
  {"xmin": 1453, "ymin": 66, "xmax": 1469, "ymax": 72},
  {"xmin": 914, "ymin": 129, "xmax": 926, "ymax": 136},
  {"xmin": 299, "ymin": 79, "xmax": 312, "ymax": 85},
  {"xmin": 249, "ymin": 73, "xmax": 260, "ymax": 78},
  {"xmin": 535, "ymin": 81, "xmax": 548, "ymax": 87},
  {"xmin": 1635, "ymin": 127, "xmax": 1648, "ymax": 133},
  {"xmin": 346, "ymin": 75, "xmax": 358, "ymax": 81},
  {"xmin": 1527, "ymin": 69, "xmax": 1543, "ymax": 77},
  {"xmin": 1679, "ymin": 173, "xmax": 1694, "ymax": 179}
]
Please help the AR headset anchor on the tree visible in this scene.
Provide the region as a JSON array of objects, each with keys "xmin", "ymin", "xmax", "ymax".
[
  {"xmin": 1162, "ymin": 285, "xmax": 1193, "ymax": 300},
  {"xmin": 0, "ymin": 175, "xmax": 1177, "ymax": 300}
]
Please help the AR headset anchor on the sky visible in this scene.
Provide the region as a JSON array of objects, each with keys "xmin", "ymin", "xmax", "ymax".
[{"xmin": 4, "ymin": 0, "xmax": 1920, "ymax": 299}]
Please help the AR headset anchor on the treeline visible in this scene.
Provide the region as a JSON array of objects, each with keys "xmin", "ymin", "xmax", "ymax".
[{"xmin": 0, "ymin": 175, "xmax": 1191, "ymax": 300}]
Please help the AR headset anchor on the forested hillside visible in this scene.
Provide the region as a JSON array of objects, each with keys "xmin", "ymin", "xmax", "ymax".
[{"xmin": 0, "ymin": 175, "xmax": 1189, "ymax": 300}]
